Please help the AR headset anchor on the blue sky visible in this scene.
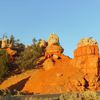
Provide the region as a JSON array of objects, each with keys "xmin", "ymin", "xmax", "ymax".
[{"xmin": 0, "ymin": 0, "xmax": 100, "ymax": 57}]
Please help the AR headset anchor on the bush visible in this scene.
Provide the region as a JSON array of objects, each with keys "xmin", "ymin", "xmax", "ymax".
[
  {"xmin": 59, "ymin": 91, "xmax": 100, "ymax": 100},
  {"xmin": 81, "ymin": 91, "xmax": 97, "ymax": 100},
  {"xmin": 0, "ymin": 50, "xmax": 8, "ymax": 81},
  {"xmin": 14, "ymin": 39, "xmax": 45, "ymax": 72}
]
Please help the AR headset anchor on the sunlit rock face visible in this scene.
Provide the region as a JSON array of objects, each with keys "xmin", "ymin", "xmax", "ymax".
[
  {"xmin": 74, "ymin": 37, "xmax": 99, "ymax": 57},
  {"xmin": 48, "ymin": 33, "xmax": 59, "ymax": 46},
  {"xmin": 1, "ymin": 39, "xmax": 7, "ymax": 48},
  {"xmin": 78, "ymin": 37, "xmax": 98, "ymax": 47},
  {"xmin": 6, "ymin": 48, "xmax": 17, "ymax": 63},
  {"xmin": 45, "ymin": 33, "xmax": 63, "ymax": 58},
  {"xmin": 1, "ymin": 36, "xmax": 100, "ymax": 94},
  {"xmin": 6, "ymin": 48, "xmax": 17, "ymax": 56},
  {"xmin": 73, "ymin": 37, "xmax": 100, "ymax": 89},
  {"xmin": 45, "ymin": 45, "xmax": 64, "ymax": 57}
]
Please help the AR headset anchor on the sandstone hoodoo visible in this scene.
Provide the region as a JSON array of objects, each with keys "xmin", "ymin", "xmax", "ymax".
[
  {"xmin": 44, "ymin": 33, "xmax": 64, "ymax": 70},
  {"xmin": 73, "ymin": 37, "xmax": 100, "ymax": 90},
  {"xmin": 1, "ymin": 35, "xmax": 100, "ymax": 94},
  {"xmin": 0, "ymin": 37, "xmax": 17, "ymax": 63},
  {"xmin": 48, "ymin": 33, "xmax": 60, "ymax": 46},
  {"xmin": 45, "ymin": 33, "xmax": 64, "ymax": 58},
  {"xmin": 74, "ymin": 37, "xmax": 99, "ymax": 57}
]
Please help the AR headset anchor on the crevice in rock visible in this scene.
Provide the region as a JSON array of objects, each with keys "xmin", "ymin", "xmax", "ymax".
[{"xmin": 83, "ymin": 78, "xmax": 89, "ymax": 89}]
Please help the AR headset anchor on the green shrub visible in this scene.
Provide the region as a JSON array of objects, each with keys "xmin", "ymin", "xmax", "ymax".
[
  {"xmin": 14, "ymin": 39, "xmax": 45, "ymax": 72},
  {"xmin": 0, "ymin": 50, "xmax": 8, "ymax": 81},
  {"xmin": 59, "ymin": 91, "xmax": 99, "ymax": 100},
  {"xmin": 60, "ymin": 92, "xmax": 81, "ymax": 100},
  {"xmin": 81, "ymin": 91, "xmax": 97, "ymax": 100}
]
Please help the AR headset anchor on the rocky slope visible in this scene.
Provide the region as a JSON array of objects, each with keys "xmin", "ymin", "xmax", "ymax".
[{"xmin": 0, "ymin": 34, "xmax": 100, "ymax": 94}]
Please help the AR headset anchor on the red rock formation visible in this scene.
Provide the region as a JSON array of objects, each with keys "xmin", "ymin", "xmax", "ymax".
[
  {"xmin": 0, "ymin": 36, "xmax": 100, "ymax": 94},
  {"xmin": 6, "ymin": 48, "xmax": 17, "ymax": 56},
  {"xmin": 74, "ymin": 45, "xmax": 99, "ymax": 58},
  {"xmin": 6, "ymin": 48, "xmax": 17, "ymax": 63},
  {"xmin": 73, "ymin": 38, "xmax": 100, "ymax": 90},
  {"xmin": 45, "ymin": 33, "xmax": 63, "ymax": 59},
  {"xmin": 45, "ymin": 44, "xmax": 64, "ymax": 58}
]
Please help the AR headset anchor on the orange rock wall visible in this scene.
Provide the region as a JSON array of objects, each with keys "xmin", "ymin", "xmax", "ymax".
[
  {"xmin": 74, "ymin": 45, "xmax": 99, "ymax": 58},
  {"xmin": 73, "ymin": 45, "xmax": 100, "ymax": 89}
]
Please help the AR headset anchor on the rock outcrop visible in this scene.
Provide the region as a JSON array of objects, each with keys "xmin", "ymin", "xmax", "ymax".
[
  {"xmin": 6, "ymin": 48, "xmax": 17, "ymax": 56},
  {"xmin": 44, "ymin": 33, "xmax": 64, "ymax": 70},
  {"xmin": 48, "ymin": 33, "xmax": 59, "ymax": 46},
  {"xmin": 1, "ymin": 38, "xmax": 13, "ymax": 49},
  {"xmin": 45, "ymin": 33, "xmax": 63, "ymax": 59},
  {"xmin": 1, "ymin": 39, "xmax": 8, "ymax": 48},
  {"xmin": 73, "ymin": 37, "xmax": 100, "ymax": 90},
  {"xmin": 74, "ymin": 37, "xmax": 99, "ymax": 57},
  {"xmin": 78, "ymin": 37, "xmax": 98, "ymax": 47},
  {"xmin": 0, "ymin": 36, "xmax": 100, "ymax": 94},
  {"xmin": 45, "ymin": 44, "xmax": 64, "ymax": 57},
  {"xmin": 6, "ymin": 48, "xmax": 17, "ymax": 63}
]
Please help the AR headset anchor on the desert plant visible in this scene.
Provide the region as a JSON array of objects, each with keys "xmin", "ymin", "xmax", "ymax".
[
  {"xmin": 59, "ymin": 92, "xmax": 81, "ymax": 100},
  {"xmin": 0, "ymin": 49, "xmax": 9, "ymax": 81},
  {"xmin": 59, "ymin": 91, "xmax": 99, "ymax": 100},
  {"xmin": 9, "ymin": 34, "xmax": 25, "ymax": 54},
  {"xmin": 81, "ymin": 91, "xmax": 97, "ymax": 100},
  {"xmin": 14, "ymin": 39, "xmax": 45, "ymax": 72}
]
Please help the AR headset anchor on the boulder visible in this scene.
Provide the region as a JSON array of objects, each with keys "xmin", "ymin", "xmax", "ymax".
[
  {"xmin": 6, "ymin": 48, "xmax": 17, "ymax": 56},
  {"xmin": 78, "ymin": 37, "xmax": 98, "ymax": 47},
  {"xmin": 1, "ymin": 39, "xmax": 7, "ymax": 48},
  {"xmin": 6, "ymin": 48, "xmax": 17, "ymax": 63},
  {"xmin": 53, "ymin": 54, "xmax": 59, "ymax": 59},
  {"xmin": 45, "ymin": 44, "xmax": 64, "ymax": 58},
  {"xmin": 45, "ymin": 33, "xmax": 64, "ymax": 58},
  {"xmin": 48, "ymin": 33, "xmax": 59, "ymax": 46}
]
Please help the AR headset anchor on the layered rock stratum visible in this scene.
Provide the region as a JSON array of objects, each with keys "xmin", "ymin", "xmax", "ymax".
[{"xmin": 0, "ymin": 34, "xmax": 100, "ymax": 94}]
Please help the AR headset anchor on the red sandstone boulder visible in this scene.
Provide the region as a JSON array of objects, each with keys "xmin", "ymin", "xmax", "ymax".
[
  {"xmin": 6, "ymin": 48, "xmax": 17, "ymax": 63},
  {"xmin": 6, "ymin": 48, "xmax": 17, "ymax": 56},
  {"xmin": 45, "ymin": 33, "xmax": 64, "ymax": 58},
  {"xmin": 45, "ymin": 44, "xmax": 64, "ymax": 57},
  {"xmin": 48, "ymin": 33, "xmax": 59, "ymax": 46}
]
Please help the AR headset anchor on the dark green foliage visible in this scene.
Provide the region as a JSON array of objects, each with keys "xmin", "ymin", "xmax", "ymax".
[
  {"xmin": 14, "ymin": 39, "xmax": 45, "ymax": 72},
  {"xmin": 0, "ymin": 49, "xmax": 8, "ymax": 81},
  {"xmin": 10, "ymin": 35, "xmax": 25, "ymax": 53}
]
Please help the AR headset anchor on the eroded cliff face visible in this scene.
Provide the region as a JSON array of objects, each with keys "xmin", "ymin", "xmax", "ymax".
[
  {"xmin": 22, "ymin": 37, "xmax": 100, "ymax": 94},
  {"xmin": 0, "ymin": 35, "xmax": 100, "ymax": 94},
  {"xmin": 73, "ymin": 41, "xmax": 100, "ymax": 90},
  {"xmin": 73, "ymin": 47, "xmax": 99, "ymax": 86}
]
